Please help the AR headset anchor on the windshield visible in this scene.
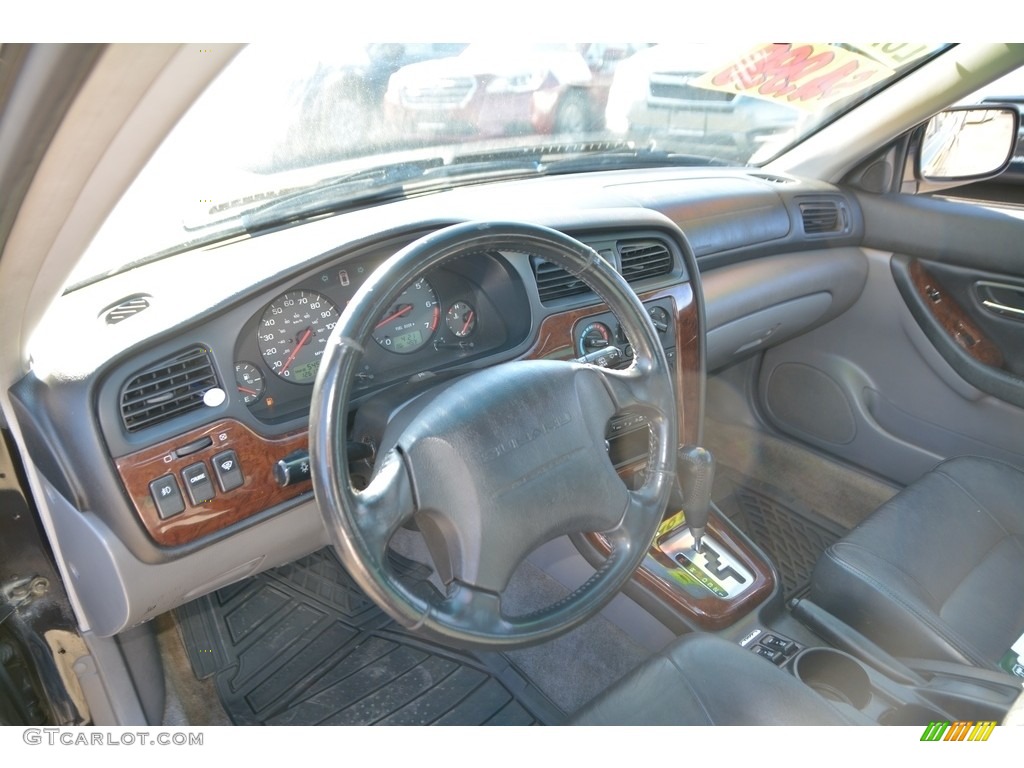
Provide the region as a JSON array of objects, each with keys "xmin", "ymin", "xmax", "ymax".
[{"xmin": 68, "ymin": 42, "xmax": 948, "ymax": 290}]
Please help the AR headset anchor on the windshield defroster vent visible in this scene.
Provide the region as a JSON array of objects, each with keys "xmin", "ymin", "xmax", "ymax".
[
  {"xmin": 618, "ymin": 240, "xmax": 673, "ymax": 283},
  {"xmin": 102, "ymin": 294, "xmax": 151, "ymax": 325},
  {"xmin": 799, "ymin": 200, "xmax": 845, "ymax": 235},
  {"xmin": 120, "ymin": 346, "xmax": 219, "ymax": 433}
]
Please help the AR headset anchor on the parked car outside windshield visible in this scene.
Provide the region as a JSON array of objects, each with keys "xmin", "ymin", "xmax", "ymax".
[{"xmin": 68, "ymin": 42, "xmax": 948, "ymax": 292}]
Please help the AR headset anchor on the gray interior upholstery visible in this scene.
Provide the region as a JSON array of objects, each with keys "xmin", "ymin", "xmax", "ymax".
[
  {"xmin": 810, "ymin": 455, "xmax": 1024, "ymax": 669},
  {"xmin": 570, "ymin": 633, "xmax": 871, "ymax": 726}
]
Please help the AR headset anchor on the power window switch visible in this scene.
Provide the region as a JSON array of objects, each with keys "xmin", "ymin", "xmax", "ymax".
[
  {"xmin": 752, "ymin": 645, "xmax": 784, "ymax": 664},
  {"xmin": 761, "ymin": 634, "xmax": 796, "ymax": 655},
  {"xmin": 149, "ymin": 475, "xmax": 185, "ymax": 519},
  {"xmin": 212, "ymin": 450, "xmax": 244, "ymax": 492},
  {"xmin": 181, "ymin": 462, "xmax": 215, "ymax": 505}
]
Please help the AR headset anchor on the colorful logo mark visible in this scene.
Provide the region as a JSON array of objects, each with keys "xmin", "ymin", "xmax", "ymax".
[{"xmin": 920, "ymin": 721, "xmax": 997, "ymax": 742}]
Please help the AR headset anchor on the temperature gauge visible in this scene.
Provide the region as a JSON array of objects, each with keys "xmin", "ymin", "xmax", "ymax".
[
  {"xmin": 577, "ymin": 321, "xmax": 612, "ymax": 357},
  {"xmin": 446, "ymin": 301, "xmax": 477, "ymax": 338}
]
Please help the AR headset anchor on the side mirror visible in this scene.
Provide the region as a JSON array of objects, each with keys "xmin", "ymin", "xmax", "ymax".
[{"xmin": 918, "ymin": 105, "xmax": 1019, "ymax": 187}]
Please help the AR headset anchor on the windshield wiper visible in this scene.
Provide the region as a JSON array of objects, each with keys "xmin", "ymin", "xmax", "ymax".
[
  {"xmin": 542, "ymin": 146, "xmax": 732, "ymax": 173},
  {"xmin": 198, "ymin": 140, "xmax": 728, "ymax": 236},
  {"xmin": 440, "ymin": 139, "xmax": 731, "ymax": 173},
  {"xmin": 185, "ymin": 158, "xmax": 450, "ymax": 233}
]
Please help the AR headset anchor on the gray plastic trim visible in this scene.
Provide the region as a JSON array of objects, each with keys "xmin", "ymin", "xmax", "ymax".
[
  {"xmin": 757, "ymin": 249, "xmax": 1024, "ymax": 486},
  {"xmin": 707, "ymin": 293, "xmax": 833, "ymax": 373},
  {"xmin": 40, "ymin": 472, "xmax": 329, "ymax": 637},
  {"xmin": 702, "ymin": 248, "xmax": 868, "ymax": 372}
]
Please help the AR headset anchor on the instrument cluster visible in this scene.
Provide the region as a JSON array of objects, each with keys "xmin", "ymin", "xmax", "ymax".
[{"xmin": 232, "ymin": 248, "xmax": 530, "ymax": 423}]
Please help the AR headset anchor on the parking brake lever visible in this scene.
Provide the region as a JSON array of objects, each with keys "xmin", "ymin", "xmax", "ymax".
[{"xmin": 670, "ymin": 445, "xmax": 715, "ymax": 553}]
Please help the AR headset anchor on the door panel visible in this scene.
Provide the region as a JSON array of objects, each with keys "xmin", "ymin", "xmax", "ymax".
[{"xmin": 755, "ymin": 192, "xmax": 1024, "ymax": 486}]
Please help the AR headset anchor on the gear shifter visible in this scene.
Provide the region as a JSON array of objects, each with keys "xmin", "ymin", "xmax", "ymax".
[{"xmin": 671, "ymin": 445, "xmax": 715, "ymax": 553}]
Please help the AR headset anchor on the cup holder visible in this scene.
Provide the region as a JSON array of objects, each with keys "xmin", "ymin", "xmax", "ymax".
[
  {"xmin": 880, "ymin": 703, "xmax": 949, "ymax": 726},
  {"xmin": 792, "ymin": 648, "xmax": 872, "ymax": 709}
]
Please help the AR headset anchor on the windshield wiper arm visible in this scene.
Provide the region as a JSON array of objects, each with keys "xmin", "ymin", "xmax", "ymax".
[
  {"xmin": 439, "ymin": 140, "xmax": 731, "ymax": 176},
  {"xmin": 186, "ymin": 158, "xmax": 448, "ymax": 233},
  {"xmin": 542, "ymin": 147, "xmax": 732, "ymax": 173}
]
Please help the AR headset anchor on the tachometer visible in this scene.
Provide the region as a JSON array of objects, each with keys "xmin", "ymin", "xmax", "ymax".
[
  {"xmin": 371, "ymin": 278, "xmax": 440, "ymax": 354},
  {"xmin": 258, "ymin": 290, "xmax": 339, "ymax": 383}
]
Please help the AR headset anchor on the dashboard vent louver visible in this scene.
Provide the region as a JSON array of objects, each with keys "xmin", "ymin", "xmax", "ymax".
[
  {"xmin": 120, "ymin": 346, "xmax": 219, "ymax": 433},
  {"xmin": 531, "ymin": 257, "xmax": 590, "ymax": 303},
  {"xmin": 618, "ymin": 240, "xmax": 673, "ymax": 283},
  {"xmin": 103, "ymin": 294, "xmax": 151, "ymax": 325},
  {"xmin": 799, "ymin": 200, "xmax": 844, "ymax": 234},
  {"xmin": 752, "ymin": 173, "xmax": 794, "ymax": 184}
]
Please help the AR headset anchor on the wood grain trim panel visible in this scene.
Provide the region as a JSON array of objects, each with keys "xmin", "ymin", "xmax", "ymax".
[
  {"xmin": 909, "ymin": 259, "xmax": 1004, "ymax": 369},
  {"xmin": 584, "ymin": 507, "xmax": 775, "ymax": 631},
  {"xmin": 525, "ymin": 283, "xmax": 701, "ymax": 444},
  {"xmin": 116, "ymin": 285, "xmax": 703, "ymax": 550},
  {"xmin": 532, "ymin": 286, "xmax": 771, "ymax": 629},
  {"xmin": 115, "ymin": 420, "xmax": 310, "ymax": 547}
]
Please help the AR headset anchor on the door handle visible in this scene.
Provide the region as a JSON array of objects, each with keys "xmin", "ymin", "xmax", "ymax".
[{"xmin": 976, "ymin": 281, "xmax": 1024, "ymax": 320}]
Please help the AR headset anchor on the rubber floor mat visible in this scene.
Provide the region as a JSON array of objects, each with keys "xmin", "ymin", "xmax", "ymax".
[
  {"xmin": 725, "ymin": 478, "xmax": 848, "ymax": 600},
  {"xmin": 174, "ymin": 548, "xmax": 563, "ymax": 725}
]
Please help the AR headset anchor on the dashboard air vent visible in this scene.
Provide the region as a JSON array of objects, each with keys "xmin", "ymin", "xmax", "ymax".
[
  {"xmin": 120, "ymin": 346, "xmax": 219, "ymax": 433},
  {"xmin": 103, "ymin": 294, "xmax": 151, "ymax": 325},
  {"xmin": 799, "ymin": 200, "xmax": 844, "ymax": 235},
  {"xmin": 618, "ymin": 240, "xmax": 673, "ymax": 283},
  {"xmin": 751, "ymin": 173, "xmax": 794, "ymax": 184},
  {"xmin": 531, "ymin": 257, "xmax": 590, "ymax": 303}
]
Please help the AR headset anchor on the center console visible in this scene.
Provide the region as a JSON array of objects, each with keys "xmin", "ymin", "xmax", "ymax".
[
  {"xmin": 728, "ymin": 599, "xmax": 1023, "ymax": 726},
  {"xmin": 579, "ymin": 405, "xmax": 1019, "ymax": 725}
]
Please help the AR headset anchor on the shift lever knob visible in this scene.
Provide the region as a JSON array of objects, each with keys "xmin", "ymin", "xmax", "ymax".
[{"xmin": 673, "ymin": 445, "xmax": 715, "ymax": 552}]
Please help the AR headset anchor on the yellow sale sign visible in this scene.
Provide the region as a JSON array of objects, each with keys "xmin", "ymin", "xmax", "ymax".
[{"xmin": 691, "ymin": 43, "xmax": 896, "ymax": 111}]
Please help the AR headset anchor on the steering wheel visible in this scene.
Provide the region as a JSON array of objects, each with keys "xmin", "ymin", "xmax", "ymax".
[{"xmin": 310, "ymin": 221, "xmax": 677, "ymax": 649}]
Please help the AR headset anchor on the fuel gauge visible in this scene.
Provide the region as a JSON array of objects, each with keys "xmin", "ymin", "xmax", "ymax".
[{"xmin": 234, "ymin": 361, "xmax": 266, "ymax": 405}]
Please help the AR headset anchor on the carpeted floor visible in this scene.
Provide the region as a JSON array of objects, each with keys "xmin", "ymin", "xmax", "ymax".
[
  {"xmin": 703, "ymin": 418, "xmax": 901, "ymax": 599},
  {"xmin": 704, "ymin": 417, "xmax": 899, "ymax": 532}
]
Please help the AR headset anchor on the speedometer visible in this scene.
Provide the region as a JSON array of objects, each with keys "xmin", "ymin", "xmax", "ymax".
[
  {"xmin": 371, "ymin": 278, "xmax": 440, "ymax": 354},
  {"xmin": 258, "ymin": 290, "xmax": 339, "ymax": 383}
]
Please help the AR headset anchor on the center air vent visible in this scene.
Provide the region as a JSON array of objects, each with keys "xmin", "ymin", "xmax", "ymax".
[
  {"xmin": 618, "ymin": 240, "xmax": 673, "ymax": 283},
  {"xmin": 120, "ymin": 346, "xmax": 219, "ymax": 433},
  {"xmin": 799, "ymin": 200, "xmax": 845, "ymax": 235},
  {"xmin": 531, "ymin": 257, "xmax": 590, "ymax": 303}
]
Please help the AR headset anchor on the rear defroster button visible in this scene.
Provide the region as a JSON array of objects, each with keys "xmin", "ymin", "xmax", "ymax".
[
  {"xmin": 181, "ymin": 462, "xmax": 215, "ymax": 505},
  {"xmin": 212, "ymin": 450, "xmax": 244, "ymax": 492}
]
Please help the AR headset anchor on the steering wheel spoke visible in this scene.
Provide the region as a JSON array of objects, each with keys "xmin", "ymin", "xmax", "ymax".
[
  {"xmin": 433, "ymin": 582, "xmax": 510, "ymax": 638},
  {"xmin": 596, "ymin": 365, "xmax": 658, "ymax": 413},
  {"xmin": 349, "ymin": 448, "xmax": 417, "ymax": 562}
]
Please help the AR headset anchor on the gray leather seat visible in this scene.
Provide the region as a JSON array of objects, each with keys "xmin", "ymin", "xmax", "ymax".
[
  {"xmin": 810, "ymin": 455, "xmax": 1024, "ymax": 671},
  {"xmin": 571, "ymin": 633, "xmax": 871, "ymax": 725}
]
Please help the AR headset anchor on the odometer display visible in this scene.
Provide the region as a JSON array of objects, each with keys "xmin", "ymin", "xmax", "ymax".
[
  {"xmin": 372, "ymin": 278, "xmax": 439, "ymax": 354},
  {"xmin": 258, "ymin": 290, "xmax": 339, "ymax": 383}
]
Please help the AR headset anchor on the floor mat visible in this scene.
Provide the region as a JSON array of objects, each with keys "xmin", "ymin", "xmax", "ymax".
[
  {"xmin": 718, "ymin": 476, "xmax": 848, "ymax": 601},
  {"xmin": 174, "ymin": 548, "xmax": 563, "ymax": 725}
]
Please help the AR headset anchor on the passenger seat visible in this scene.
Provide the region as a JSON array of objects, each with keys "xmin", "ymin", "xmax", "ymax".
[{"xmin": 809, "ymin": 455, "xmax": 1024, "ymax": 673}]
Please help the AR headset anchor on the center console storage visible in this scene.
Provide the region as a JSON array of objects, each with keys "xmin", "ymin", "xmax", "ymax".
[{"xmin": 774, "ymin": 598, "xmax": 1022, "ymax": 725}]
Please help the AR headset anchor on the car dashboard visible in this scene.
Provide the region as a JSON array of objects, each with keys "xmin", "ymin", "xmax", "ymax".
[{"xmin": 11, "ymin": 165, "xmax": 865, "ymax": 639}]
